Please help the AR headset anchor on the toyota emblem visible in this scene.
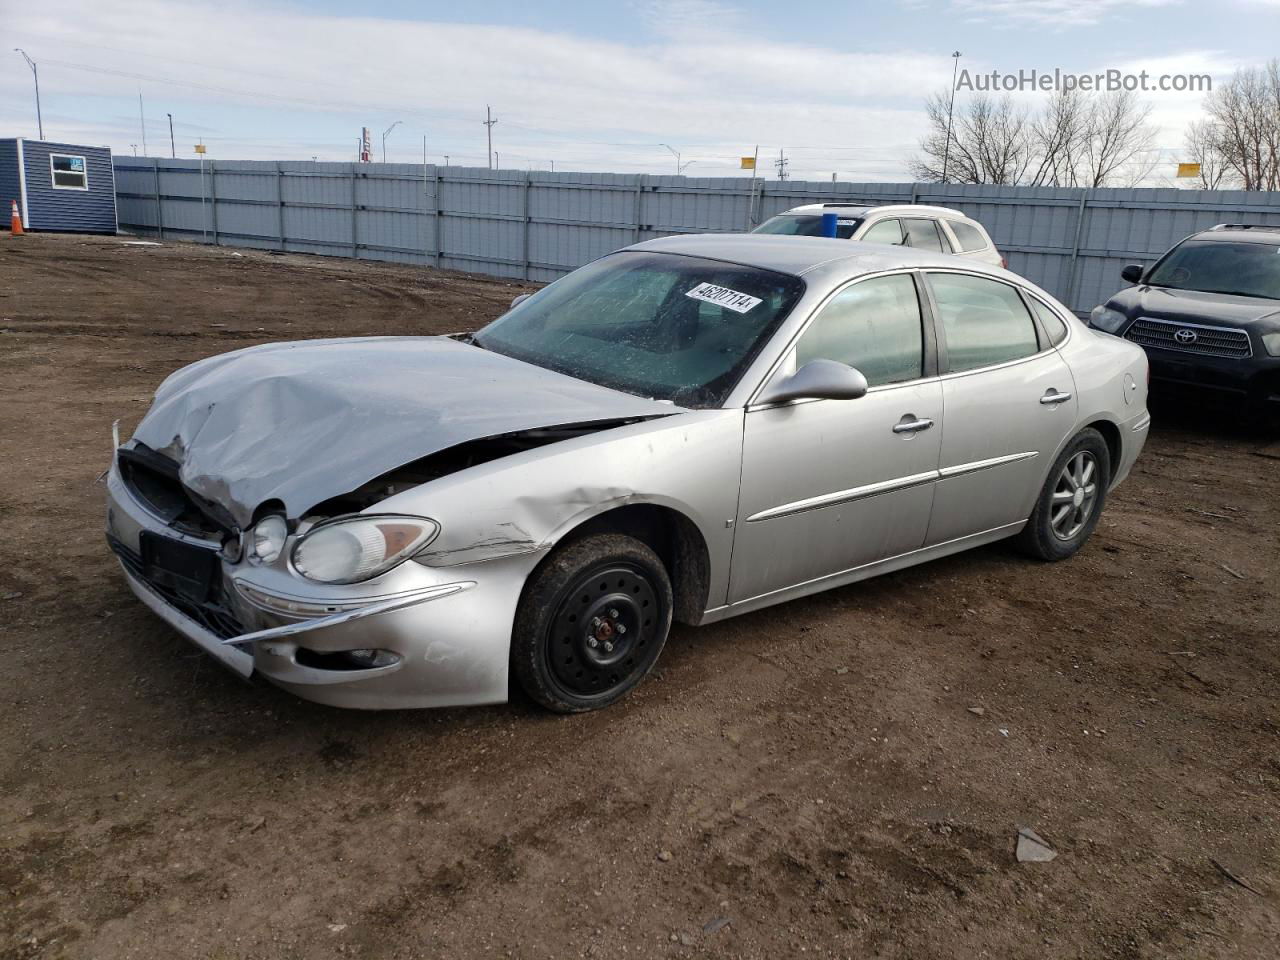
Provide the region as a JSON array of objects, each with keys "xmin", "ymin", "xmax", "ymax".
[{"xmin": 1174, "ymin": 328, "xmax": 1198, "ymax": 344}]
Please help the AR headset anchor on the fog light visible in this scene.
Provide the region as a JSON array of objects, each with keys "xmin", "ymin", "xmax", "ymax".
[
  {"xmin": 343, "ymin": 648, "xmax": 400, "ymax": 669},
  {"xmin": 248, "ymin": 515, "xmax": 288, "ymax": 565}
]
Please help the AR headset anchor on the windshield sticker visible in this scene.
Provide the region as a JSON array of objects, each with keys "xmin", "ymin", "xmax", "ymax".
[{"xmin": 685, "ymin": 282, "xmax": 763, "ymax": 314}]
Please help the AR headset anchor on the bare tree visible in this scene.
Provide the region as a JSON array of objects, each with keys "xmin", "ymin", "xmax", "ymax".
[
  {"xmin": 1077, "ymin": 90, "xmax": 1158, "ymax": 187},
  {"xmin": 914, "ymin": 88, "xmax": 1156, "ymax": 187},
  {"xmin": 1204, "ymin": 60, "xmax": 1280, "ymax": 191},
  {"xmin": 911, "ymin": 91, "xmax": 1033, "ymax": 185},
  {"xmin": 1182, "ymin": 119, "xmax": 1237, "ymax": 189}
]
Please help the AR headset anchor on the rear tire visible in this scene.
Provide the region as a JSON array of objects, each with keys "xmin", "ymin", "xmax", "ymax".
[
  {"xmin": 511, "ymin": 534, "xmax": 673, "ymax": 713},
  {"xmin": 1016, "ymin": 428, "xmax": 1111, "ymax": 562}
]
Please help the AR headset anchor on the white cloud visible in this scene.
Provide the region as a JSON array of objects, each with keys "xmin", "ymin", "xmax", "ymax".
[{"xmin": 950, "ymin": 0, "xmax": 1181, "ymax": 27}]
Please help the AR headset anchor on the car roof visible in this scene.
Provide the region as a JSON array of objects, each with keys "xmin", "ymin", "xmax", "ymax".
[
  {"xmin": 776, "ymin": 203, "xmax": 970, "ymax": 220},
  {"xmin": 1191, "ymin": 224, "xmax": 1280, "ymax": 243},
  {"xmin": 628, "ymin": 232, "xmax": 1008, "ymax": 279}
]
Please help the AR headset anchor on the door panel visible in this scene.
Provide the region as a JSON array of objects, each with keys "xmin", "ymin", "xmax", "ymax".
[
  {"xmin": 925, "ymin": 270, "xmax": 1078, "ymax": 544},
  {"xmin": 730, "ymin": 382, "xmax": 943, "ymax": 603}
]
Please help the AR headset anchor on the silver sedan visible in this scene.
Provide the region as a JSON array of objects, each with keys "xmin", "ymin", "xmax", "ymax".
[{"xmin": 106, "ymin": 235, "xmax": 1150, "ymax": 712}]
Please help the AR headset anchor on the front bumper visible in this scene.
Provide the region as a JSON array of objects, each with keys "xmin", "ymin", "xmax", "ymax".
[
  {"xmin": 106, "ymin": 467, "xmax": 545, "ymax": 709},
  {"xmin": 1140, "ymin": 347, "xmax": 1280, "ymax": 406}
]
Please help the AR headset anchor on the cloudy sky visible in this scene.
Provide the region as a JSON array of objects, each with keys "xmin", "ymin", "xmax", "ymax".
[{"xmin": 2, "ymin": 0, "xmax": 1276, "ymax": 181}]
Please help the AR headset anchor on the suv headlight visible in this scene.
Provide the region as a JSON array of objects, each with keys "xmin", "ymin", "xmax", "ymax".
[
  {"xmin": 292, "ymin": 515, "xmax": 440, "ymax": 584},
  {"xmin": 1089, "ymin": 306, "xmax": 1130, "ymax": 335},
  {"xmin": 1263, "ymin": 331, "xmax": 1280, "ymax": 357}
]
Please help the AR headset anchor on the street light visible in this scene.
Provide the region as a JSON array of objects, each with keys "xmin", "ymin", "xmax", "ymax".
[
  {"xmin": 167, "ymin": 113, "xmax": 175, "ymax": 158},
  {"xmin": 381, "ymin": 120, "xmax": 402, "ymax": 163},
  {"xmin": 942, "ymin": 51, "xmax": 962, "ymax": 185},
  {"xmin": 13, "ymin": 48, "xmax": 43, "ymax": 140},
  {"xmin": 659, "ymin": 143, "xmax": 695, "ymax": 176}
]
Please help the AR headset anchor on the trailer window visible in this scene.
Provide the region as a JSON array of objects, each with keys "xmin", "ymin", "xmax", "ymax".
[{"xmin": 51, "ymin": 155, "xmax": 88, "ymax": 191}]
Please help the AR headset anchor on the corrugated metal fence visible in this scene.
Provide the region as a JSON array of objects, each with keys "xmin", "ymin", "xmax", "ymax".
[{"xmin": 113, "ymin": 158, "xmax": 1280, "ymax": 315}]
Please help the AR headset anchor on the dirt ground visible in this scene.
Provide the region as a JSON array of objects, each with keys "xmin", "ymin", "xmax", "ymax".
[{"xmin": 1, "ymin": 232, "xmax": 1278, "ymax": 960}]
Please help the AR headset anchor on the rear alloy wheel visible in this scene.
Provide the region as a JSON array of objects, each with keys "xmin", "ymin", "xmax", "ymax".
[
  {"xmin": 1016, "ymin": 428, "xmax": 1111, "ymax": 561},
  {"xmin": 512, "ymin": 534, "xmax": 673, "ymax": 713}
]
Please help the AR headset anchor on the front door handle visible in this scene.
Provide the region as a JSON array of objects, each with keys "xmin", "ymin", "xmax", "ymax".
[
  {"xmin": 1040, "ymin": 389, "xmax": 1073, "ymax": 405},
  {"xmin": 893, "ymin": 416, "xmax": 935, "ymax": 434}
]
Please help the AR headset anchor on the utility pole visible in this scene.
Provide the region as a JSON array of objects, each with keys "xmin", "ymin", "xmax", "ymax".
[
  {"xmin": 13, "ymin": 49, "xmax": 43, "ymax": 140},
  {"xmin": 138, "ymin": 90, "xmax": 148, "ymax": 155},
  {"xmin": 483, "ymin": 106, "xmax": 498, "ymax": 169},
  {"xmin": 774, "ymin": 148, "xmax": 789, "ymax": 181},
  {"xmin": 167, "ymin": 113, "xmax": 175, "ymax": 158},
  {"xmin": 942, "ymin": 51, "xmax": 962, "ymax": 184},
  {"xmin": 381, "ymin": 120, "xmax": 402, "ymax": 162}
]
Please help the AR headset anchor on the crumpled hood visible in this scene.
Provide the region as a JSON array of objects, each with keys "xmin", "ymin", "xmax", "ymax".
[{"xmin": 130, "ymin": 336, "xmax": 679, "ymax": 527}]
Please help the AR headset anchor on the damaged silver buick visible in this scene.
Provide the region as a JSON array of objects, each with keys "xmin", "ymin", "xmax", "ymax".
[{"xmin": 106, "ymin": 234, "xmax": 1150, "ymax": 712}]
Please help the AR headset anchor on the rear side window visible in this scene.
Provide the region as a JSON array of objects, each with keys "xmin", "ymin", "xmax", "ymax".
[
  {"xmin": 928, "ymin": 273, "xmax": 1040, "ymax": 373},
  {"xmin": 904, "ymin": 218, "xmax": 946, "ymax": 253},
  {"xmin": 796, "ymin": 274, "xmax": 924, "ymax": 387},
  {"xmin": 1028, "ymin": 297, "xmax": 1069, "ymax": 346},
  {"xmin": 860, "ymin": 219, "xmax": 904, "ymax": 245},
  {"xmin": 949, "ymin": 220, "xmax": 989, "ymax": 253}
]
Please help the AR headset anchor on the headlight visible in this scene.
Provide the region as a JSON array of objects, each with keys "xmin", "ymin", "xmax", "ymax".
[
  {"xmin": 1089, "ymin": 306, "xmax": 1130, "ymax": 335},
  {"xmin": 1263, "ymin": 332, "xmax": 1280, "ymax": 357},
  {"xmin": 248, "ymin": 515, "xmax": 288, "ymax": 565},
  {"xmin": 292, "ymin": 515, "xmax": 439, "ymax": 584}
]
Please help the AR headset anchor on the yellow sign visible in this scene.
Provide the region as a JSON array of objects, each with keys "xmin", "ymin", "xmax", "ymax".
[
  {"xmin": 194, "ymin": 143, "xmax": 207, "ymax": 155},
  {"xmin": 740, "ymin": 156, "xmax": 756, "ymax": 170},
  {"xmin": 1176, "ymin": 162, "xmax": 1201, "ymax": 178}
]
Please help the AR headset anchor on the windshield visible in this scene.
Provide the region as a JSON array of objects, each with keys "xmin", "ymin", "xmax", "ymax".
[
  {"xmin": 472, "ymin": 251, "xmax": 805, "ymax": 407},
  {"xmin": 1146, "ymin": 239, "xmax": 1280, "ymax": 300},
  {"xmin": 753, "ymin": 215, "xmax": 862, "ymax": 239}
]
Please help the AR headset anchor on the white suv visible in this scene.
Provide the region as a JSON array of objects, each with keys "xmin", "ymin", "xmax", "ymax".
[{"xmin": 753, "ymin": 203, "xmax": 1006, "ymax": 268}]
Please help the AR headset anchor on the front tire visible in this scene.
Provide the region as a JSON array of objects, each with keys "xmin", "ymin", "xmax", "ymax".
[
  {"xmin": 1016, "ymin": 428, "xmax": 1111, "ymax": 561},
  {"xmin": 511, "ymin": 534, "xmax": 673, "ymax": 713}
]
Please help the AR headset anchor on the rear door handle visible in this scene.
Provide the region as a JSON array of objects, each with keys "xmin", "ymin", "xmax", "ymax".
[
  {"xmin": 893, "ymin": 416, "xmax": 935, "ymax": 434},
  {"xmin": 1040, "ymin": 390, "xmax": 1072, "ymax": 405}
]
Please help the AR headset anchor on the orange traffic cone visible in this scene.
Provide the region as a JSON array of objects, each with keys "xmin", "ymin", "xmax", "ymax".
[{"xmin": 9, "ymin": 200, "xmax": 22, "ymax": 236}]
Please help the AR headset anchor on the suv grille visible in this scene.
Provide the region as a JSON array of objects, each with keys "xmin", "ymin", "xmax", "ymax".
[
  {"xmin": 1125, "ymin": 318, "xmax": 1252, "ymax": 359},
  {"xmin": 108, "ymin": 534, "xmax": 246, "ymax": 641}
]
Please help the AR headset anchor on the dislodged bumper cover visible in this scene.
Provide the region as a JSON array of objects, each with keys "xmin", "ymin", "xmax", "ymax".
[{"xmin": 131, "ymin": 336, "xmax": 679, "ymax": 526}]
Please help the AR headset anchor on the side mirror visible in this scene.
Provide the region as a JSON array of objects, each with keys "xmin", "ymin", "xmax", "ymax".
[
  {"xmin": 1120, "ymin": 264, "xmax": 1145, "ymax": 284},
  {"xmin": 510, "ymin": 293, "xmax": 533, "ymax": 309},
  {"xmin": 757, "ymin": 359, "xmax": 869, "ymax": 406}
]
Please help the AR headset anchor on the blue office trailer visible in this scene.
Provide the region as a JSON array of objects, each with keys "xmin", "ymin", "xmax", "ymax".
[{"xmin": 0, "ymin": 138, "xmax": 117, "ymax": 233}]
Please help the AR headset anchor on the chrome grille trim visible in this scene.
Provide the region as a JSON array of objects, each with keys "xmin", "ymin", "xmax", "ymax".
[{"xmin": 1125, "ymin": 317, "xmax": 1252, "ymax": 359}]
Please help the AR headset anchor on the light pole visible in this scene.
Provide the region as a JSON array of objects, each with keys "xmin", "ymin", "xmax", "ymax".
[
  {"xmin": 13, "ymin": 49, "xmax": 43, "ymax": 140},
  {"xmin": 483, "ymin": 106, "xmax": 498, "ymax": 169},
  {"xmin": 942, "ymin": 51, "xmax": 962, "ymax": 184},
  {"xmin": 381, "ymin": 121, "xmax": 402, "ymax": 163},
  {"xmin": 167, "ymin": 113, "xmax": 175, "ymax": 158},
  {"xmin": 659, "ymin": 143, "xmax": 697, "ymax": 176}
]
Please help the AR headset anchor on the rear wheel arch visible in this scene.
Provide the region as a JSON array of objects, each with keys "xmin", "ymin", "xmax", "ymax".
[
  {"xmin": 1085, "ymin": 419, "xmax": 1121, "ymax": 484},
  {"xmin": 549, "ymin": 503, "xmax": 711, "ymax": 626}
]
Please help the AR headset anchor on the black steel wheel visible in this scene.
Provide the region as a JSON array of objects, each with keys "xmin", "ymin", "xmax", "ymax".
[{"xmin": 512, "ymin": 534, "xmax": 673, "ymax": 713}]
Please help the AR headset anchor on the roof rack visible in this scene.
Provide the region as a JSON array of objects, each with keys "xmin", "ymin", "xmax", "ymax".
[{"xmin": 1208, "ymin": 223, "xmax": 1280, "ymax": 231}]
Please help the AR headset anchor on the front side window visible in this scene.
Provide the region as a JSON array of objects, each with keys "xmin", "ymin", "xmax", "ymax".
[
  {"xmin": 1146, "ymin": 239, "xmax": 1280, "ymax": 301},
  {"xmin": 949, "ymin": 220, "xmax": 989, "ymax": 253},
  {"xmin": 929, "ymin": 273, "xmax": 1040, "ymax": 373},
  {"xmin": 51, "ymin": 154, "xmax": 88, "ymax": 190},
  {"xmin": 474, "ymin": 252, "xmax": 805, "ymax": 408},
  {"xmin": 904, "ymin": 218, "xmax": 947, "ymax": 253},
  {"xmin": 795, "ymin": 274, "xmax": 924, "ymax": 387},
  {"xmin": 859, "ymin": 219, "xmax": 904, "ymax": 245},
  {"xmin": 753, "ymin": 215, "xmax": 862, "ymax": 239}
]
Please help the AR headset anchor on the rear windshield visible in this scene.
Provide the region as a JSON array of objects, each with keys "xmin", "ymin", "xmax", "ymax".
[
  {"xmin": 473, "ymin": 251, "xmax": 806, "ymax": 408},
  {"xmin": 1147, "ymin": 239, "xmax": 1280, "ymax": 300},
  {"xmin": 753, "ymin": 215, "xmax": 862, "ymax": 240}
]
